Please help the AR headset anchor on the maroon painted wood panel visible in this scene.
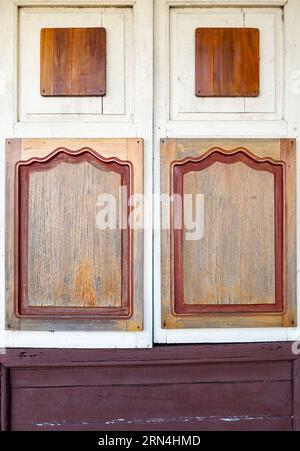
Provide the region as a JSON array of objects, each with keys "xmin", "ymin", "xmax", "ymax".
[
  {"xmin": 195, "ymin": 28, "xmax": 260, "ymax": 97},
  {"xmin": 9, "ymin": 382, "xmax": 292, "ymax": 428},
  {"xmin": 1, "ymin": 343, "xmax": 299, "ymax": 431},
  {"xmin": 40, "ymin": 27, "xmax": 106, "ymax": 96}
]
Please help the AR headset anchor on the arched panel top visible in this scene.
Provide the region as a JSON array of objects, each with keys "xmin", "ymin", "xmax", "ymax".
[
  {"xmin": 171, "ymin": 147, "xmax": 285, "ymax": 179},
  {"xmin": 15, "ymin": 146, "xmax": 133, "ymax": 179}
]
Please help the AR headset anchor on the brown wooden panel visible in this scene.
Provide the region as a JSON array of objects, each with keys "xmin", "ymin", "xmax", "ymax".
[
  {"xmin": 182, "ymin": 164, "xmax": 275, "ymax": 308},
  {"xmin": 174, "ymin": 150, "xmax": 283, "ymax": 315},
  {"xmin": 1, "ymin": 344, "xmax": 298, "ymax": 431},
  {"xmin": 16, "ymin": 149, "xmax": 130, "ymax": 319},
  {"xmin": 6, "ymin": 139, "xmax": 143, "ymax": 331},
  {"xmin": 10, "ymin": 381, "xmax": 292, "ymax": 426},
  {"xmin": 195, "ymin": 28, "xmax": 260, "ymax": 97},
  {"xmin": 10, "ymin": 361, "xmax": 292, "ymax": 388},
  {"xmin": 161, "ymin": 139, "xmax": 296, "ymax": 329},
  {"xmin": 40, "ymin": 27, "xmax": 106, "ymax": 96},
  {"xmin": 27, "ymin": 165, "xmax": 122, "ymax": 309}
]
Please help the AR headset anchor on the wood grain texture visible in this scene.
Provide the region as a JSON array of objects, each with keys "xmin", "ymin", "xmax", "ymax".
[
  {"xmin": 10, "ymin": 381, "xmax": 292, "ymax": 424},
  {"xmin": 161, "ymin": 139, "xmax": 296, "ymax": 329},
  {"xmin": 28, "ymin": 164, "xmax": 122, "ymax": 309},
  {"xmin": 40, "ymin": 27, "xmax": 106, "ymax": 96},
  {"xmin": 5, "ymin": 139, "xmax": 22, "ymax": 332},
  {"xmin": 6, "ymin": 139, "xmax": 144, "ymax": 332},
  {"xmin": 182, "ymin": 162, "xmax": 275, "ymax": 308},
  {"xmin": 173, "ymin": 150, "xmax": 284, "ymax": 315},
  {"xmin": 10, "ymin": 361, "xmax": 292, "ymax": 388},
  {"xmin": 280, "ymin": 139, "xmax": 297, "ymax": 327},
  {"xmin": 0, "ymin": 343, "xmax": 297, "ymax": 432},
  {"xmin": 16, "ymin": 149, "xmax": 131, "ymax": 319},
  {"xmin": 195, "ymin": 28, "xmax": 260, "ymax": 97}
]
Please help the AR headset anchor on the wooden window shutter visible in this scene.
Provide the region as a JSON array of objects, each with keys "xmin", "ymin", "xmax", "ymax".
[
  {"xmin": 161, "ymin": 139, "xmax": 296, "ymax": 329},
  {"xmin": 6, "ymin": 139, "xmax": 143, "ymax": 332}
]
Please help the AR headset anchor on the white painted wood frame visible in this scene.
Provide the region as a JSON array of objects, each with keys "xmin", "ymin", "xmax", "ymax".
[
  {"xmin": 154, "ymin": 0, "xmax": 300, "ymax": 344},
  {"xmin": 18, "ymin": 7, "xmax": 134, "ymax": 122},
  {"xmin": 0, "ymin": 0, "xmax": 153, "ymax": 349},
  {"xmin": 170, "ymin": 7, "xmax": 283, "ymax": 119}
]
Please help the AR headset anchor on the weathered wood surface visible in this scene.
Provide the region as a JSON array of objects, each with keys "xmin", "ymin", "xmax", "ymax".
[
  {"xmin": 161, "ymin": 138, "xmax": 296, "ymax": 329},
  {"xmin": 183, "ymin": 162, "xmax": 275, "ymax": 307},
  {"xmin": 6, "ymin": 138, "xmax": 144, "ymax": 332},
  {"xmin": 28, "ymin": 162, "xmax": 122, "ymax": 309}
]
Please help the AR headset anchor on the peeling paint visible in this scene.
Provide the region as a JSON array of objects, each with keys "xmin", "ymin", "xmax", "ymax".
[{"xmin": 34, "ymin": 415, "xmax": 281, "ymax": 428}]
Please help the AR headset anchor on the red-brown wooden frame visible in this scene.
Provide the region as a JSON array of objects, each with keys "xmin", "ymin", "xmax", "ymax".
[
  {"xmin": 171, "ymin": 147, "xmax": 285, "ymax": 315},
  {"xmin": 14, "ymin": 147, "xmax": 133, "ymax": 320}
]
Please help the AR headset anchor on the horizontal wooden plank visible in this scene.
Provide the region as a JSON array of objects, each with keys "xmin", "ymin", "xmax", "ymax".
[
  {"xmin": 0, "ymin": 343, "xmax": 296, "ymax": 367},
  {"xmin": 11, "ymin": 416, "xmax": 292, "ymax": 432},
  {"xmin": 11, "ymin": 381, "xmax": 292, "ymax": 426},
  {"xmin": 10, "ymin": 361, "xmax": 292, "ymax": 388}
]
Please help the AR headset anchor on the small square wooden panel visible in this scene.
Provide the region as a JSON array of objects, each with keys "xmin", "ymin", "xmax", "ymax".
[
  {"xmin": 195, "ymin": 28, "xmax": 260, "ymax": 97},
  {"xmin": 40, "ymin": 27, "xmax": 106, "ymax": 96}
]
